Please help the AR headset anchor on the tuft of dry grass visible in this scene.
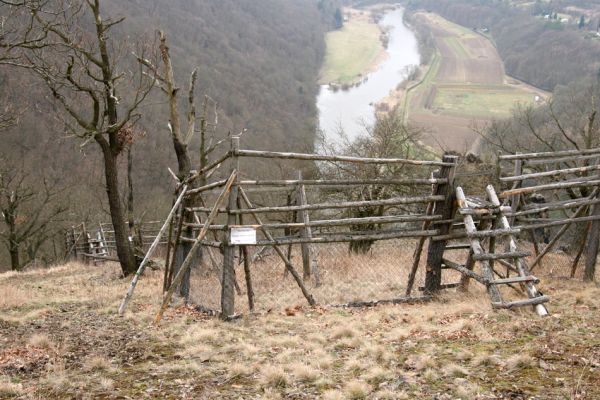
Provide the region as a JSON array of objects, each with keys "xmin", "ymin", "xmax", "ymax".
[
  {"xmin": 289, "ymin": 363, "xmax": 320, "ymax": 383},
  {"xmin": 331, "ymin": 325, "xmax": 357, "ymax": 339},
  {"xmin": 443, "ymin": 363, "xmax": 470, "ymax": 378},
  {"xmin": 505, "ymin": 354, "xmax": 536, "ymax": 371},
  {"xmin": 0, "ymin": 376, "xmax": 23, "ymax": 398},
  {"xmin": 344, "ymin": 380, "xmax": 372, "ymax": 399},
  {"xmin": 27, "ymin": 333, "xmax": 55, "ymax": 350},
  {"xmin": 322, "ymin": 389, "xmax": 344, "ymax": 400},
  {"xmin": 83, "ymin": 355, "xmax": 112, "ymax": 372},
  {"xmin": 260, "ymin": 365, "xmax": 289, "ymax": 388},
  {"xmin": 363, "ymin": 366, "xmax": 392, "ymax": 385}
]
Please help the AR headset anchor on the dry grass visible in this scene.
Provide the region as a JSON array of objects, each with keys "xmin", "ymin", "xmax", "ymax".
[{"xmin": 1, "ymin": 261, "xmax": 599, "ymax": 398}]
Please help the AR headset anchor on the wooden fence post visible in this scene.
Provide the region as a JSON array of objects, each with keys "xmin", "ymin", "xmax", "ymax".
[
  {"xmin": 424, "ymin": 155, "xmax": 457, "ymax": 294},
  {"xmin": 585, "ymin": 190, "xmax": 600, "ymax": 281},
  {"xmin": 296, "ymin": 170, "xmax": 314, "ymax": 281},
  {"xmin": 221, "ymin": 136, "xmax": 240, "ymax": 318}
]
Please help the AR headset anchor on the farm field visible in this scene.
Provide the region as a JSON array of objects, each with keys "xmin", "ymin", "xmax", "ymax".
[
  {"xmin": 319, "ymin": 9, "xmax": 385, "ymax": 85},
  {"xmin": 399, "ymin": 12, "xmax": 548, "ymax": 153},
  {"xmin": 1, "ymin": 260, "xmax": 599, "ymax": 399}
]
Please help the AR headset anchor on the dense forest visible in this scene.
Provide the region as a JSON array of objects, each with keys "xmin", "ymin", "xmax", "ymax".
[
  {"xmin": 406, "ymin": 0, "xmax": 600, "ymax": 91},
  {"xmin": 0, "ymin": 0, "xmax": 336, "ymax": 270}
]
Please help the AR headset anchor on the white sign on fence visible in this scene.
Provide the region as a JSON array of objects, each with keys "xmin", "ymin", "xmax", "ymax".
[{"xmin": 230, "ymin": 226, "xmax": 257, "ymax": 245}]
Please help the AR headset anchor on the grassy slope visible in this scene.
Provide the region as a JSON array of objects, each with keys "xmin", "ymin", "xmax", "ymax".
[
  {"xmin": 1, "ymin": 263, "xmax": 600, "ymax": 398},
  {"xmin": 319, "ymin": 11, "xmax": 384, "ymax": 84}
]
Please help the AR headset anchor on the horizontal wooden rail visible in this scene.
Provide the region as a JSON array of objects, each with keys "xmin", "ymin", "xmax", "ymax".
[
  {"xmin": 499, "ymin": 179, "xmax": 600, "ymax": 198},
  {"xmin": 507, "ymin": 197, "xmax": 600, "ymax": 217},
  {"xmin": 515, "ymin": 214, "xmax": 600, "ymax": 231},
  {"xmin": 183, "ymin": 214, "xmax": 442, "ymax": 231},
  {"xmin": 237, "ymin": 178, "xmax": 447, "ymax": 186},
  {"xmin": 187, "ymin": 195, "xmax": 445, "ymax": 215},
  {"xmin": 525, "ymin": 153, "xmax": 600, "ymax": 166},
  {"xmin": 500, "ymin": 164, "xmax": 600, "ymax": 182},
  {"xmin": 236, "ymin": 149, "xmax": 455, "ymax": 167},
  {"xmin": 499, "ymin": 147, "xmax": 600, "ymax": 160},
  {"xmin": 186, "ymin": 179, "xmax": 228, "ymax": 195}
]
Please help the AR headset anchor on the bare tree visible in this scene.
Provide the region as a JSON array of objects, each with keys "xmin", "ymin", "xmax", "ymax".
[
  {"xmin": 139, "ymin": 31, "xmax": 223, "ymax": 299},
  {"xmin": 0, "ymin": 161, "xmax": 67, "ymax": 270},
  {"xmin": 319, "ymin": 111, "xmax": 424, "ymax": 253},
  {"xmin": 0, "ymin": 0, "xmax": 154, "ymax": 275}
]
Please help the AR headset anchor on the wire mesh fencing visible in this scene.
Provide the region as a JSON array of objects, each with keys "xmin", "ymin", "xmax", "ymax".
[{"xmin": 189, "ymin": 239, "xmax": 436, "ymax": 314}]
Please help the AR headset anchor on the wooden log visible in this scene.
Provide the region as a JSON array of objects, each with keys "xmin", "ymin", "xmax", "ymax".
[
  {"xmin": 472, "ymin": 251, "xmax": 531, "ymax": 261},
  {"xmin": 236, "ymin": 149, "xmax": 454, "ymax": 167},
  {"xmin": 296, "ymin": 171, "xmax": 313, "ymax": 280},
  {"xmin": 185, "ymin": 179, "xmax": 228, "ymax": 195},
  {"xmin": 442, "ymin": 258, "xmax": 488, "ymax": 285},
  {"xmin": 118, "ymin": 185, "xmax": 189, "ymax": 316},
  {"xmin": 184, "ymin": 214, "xmax": 442, "ymax": 230},
  {"xmin": 187, "ymin": 195, "xmax": 445, "ymax": 215},
  {"xmin": 155, "ymin": 171, "xmax": 237, "ymax": 325},
  {"xmin": 499, "ymin": 179, "xmax": 600, "ymax": 198},
  {"xmin": 500, "ymin": 163, "xmax": 600, "ymax": 182},
  {"xmin": 221, "ymin": 137, "xmax": 240, "ymax": 319},
  {"xmin": 485, "ymin": 185, "xmax": 549, "ymax": 317},
  {"xmin": 491, "ymin": 295, "xmax": 550, "ymax": 309},
  {"xmin": 237, "ymin": 178, "xmax": 448, "ymax": 186},
  {"xmin": 507, "ymin": 197, "xmax": 600, "ymax": 217},
  {"xmin": 499, "ymin": 147, "xmax": 600, "ymax": 161},
  {"xmin": 424, "ymin": 155, "xmax": 458, "ymax": 294},
  {"xmin": 526, "ymin": 153, "xmax": 600, "ymax": 166},
  {"xmin": 491, "ymin": 276, "xmax": 540, "ymax": 285},
  {"xmin": 238, "ymin": 187, "xmax": 316, "ymax": 306},
  {"xmin": 515, "ymin": 214, "xmax": 600, "ymax": 231}
]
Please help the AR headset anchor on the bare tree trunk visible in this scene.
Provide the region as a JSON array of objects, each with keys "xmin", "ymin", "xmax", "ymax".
[
  {"xmin": 99, "ymin": 142, "xmax": 136, "ymax": 276},
  {"xmin": 9, "ymin": 242, "xmax": 19, "ymax": 271}
]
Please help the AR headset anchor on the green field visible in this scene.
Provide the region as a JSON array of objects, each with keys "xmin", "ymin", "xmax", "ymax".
[
  {"xmin": 432, "ymin": 85, "xmax": 536, "ymax": 118},
  {"xmin": 319, "ymin": 15, "xmax": 384, "ymax": 84}
]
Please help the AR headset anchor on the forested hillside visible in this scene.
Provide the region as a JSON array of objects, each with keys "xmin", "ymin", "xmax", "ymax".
[
  {"xmin": 0, "ymin": 0, "xmax": 332, "ymax": 269},
  {"xmin": 406, "ymin": 0, "xmax": 600, "ymax": 91}
]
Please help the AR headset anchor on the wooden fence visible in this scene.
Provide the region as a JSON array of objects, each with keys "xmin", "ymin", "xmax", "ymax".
[{"xmin": 115, "ymin": 140, "xmax": 600, "ymax": 321}]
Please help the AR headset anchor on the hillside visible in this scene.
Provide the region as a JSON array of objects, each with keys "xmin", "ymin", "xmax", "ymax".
[{"xmin": 0, "ymin": 0, "xmax": 330, "ymax": 268}]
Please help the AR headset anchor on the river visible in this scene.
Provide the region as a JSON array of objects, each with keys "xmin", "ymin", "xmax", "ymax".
[{"xmin": 316, "ymin": 8, "xmax": 420, "ymax": 145}]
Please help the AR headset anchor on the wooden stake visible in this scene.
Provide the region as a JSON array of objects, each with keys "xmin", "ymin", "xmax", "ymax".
[
  {"xmin": 118, "ymin": 185, "xmax": 188, "ymax": 316},
  {"xmin": 155, "ymin": 171, "xmax": 237, "ymax": 325}
]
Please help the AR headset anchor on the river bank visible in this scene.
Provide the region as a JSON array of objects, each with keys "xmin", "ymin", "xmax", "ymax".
[
  {"xmin": 317, "ymin": 7, "xmax": 420, "ymax": 142},
  {"xmin": 318, "ymin": 8, "xmax": 388, "ymax": 88}
]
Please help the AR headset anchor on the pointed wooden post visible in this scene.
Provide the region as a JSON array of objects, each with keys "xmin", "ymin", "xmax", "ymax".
[
  {"xmin": 221, "ymin": 136, "xmax": 240, "ymax": 318},
  {"xmin": 424, "ymin": 155, "xmax": 458, "ymax": 294}
]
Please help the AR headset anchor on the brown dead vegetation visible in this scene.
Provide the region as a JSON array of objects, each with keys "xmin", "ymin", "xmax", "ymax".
[{"xmin": 0, "ymin": 260, "xmax": 599, "ymax": 398}]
